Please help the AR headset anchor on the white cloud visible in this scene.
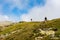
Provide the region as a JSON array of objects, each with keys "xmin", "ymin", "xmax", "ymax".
[
  {"xmin": 0, "ymin": 14, "xmax": 18, "ymax": 22},
  {"xmin": 21, "ymin": 0, "xmax": 60, "ymax": 21},
  {"xmin": 0, "ymin": 15, "xmax": 9, "ymax": 21}
]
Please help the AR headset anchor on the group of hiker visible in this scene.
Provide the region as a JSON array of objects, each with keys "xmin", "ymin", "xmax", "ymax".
[{"xmin": 30, "ymin": 17, "xmax": 47, "ymax": 21}]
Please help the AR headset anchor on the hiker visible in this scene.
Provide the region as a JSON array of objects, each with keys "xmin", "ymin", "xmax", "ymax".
[
  {"xmin": 31, "ymin": 19, "xmax": 32, "ymax": 21},
  {"xmin": 44, "ymin": 17, "xmax": 47, "ymax": 21}
]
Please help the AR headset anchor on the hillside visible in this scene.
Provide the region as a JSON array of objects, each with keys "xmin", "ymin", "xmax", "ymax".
[
  {"xmin": 0, "ymin": 21, "xmax": 13, "ymax": 31},
  {"xmin": 0, "ymin": 18, "xmax": 60, "ymax": 40}
]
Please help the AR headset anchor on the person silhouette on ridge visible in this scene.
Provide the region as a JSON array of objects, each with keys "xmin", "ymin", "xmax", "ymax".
[
  {"xmin": 31, "ymin": 19, "xmax": 32, "ymax": 21},
  {"xmin": 45, "ymin": 17, "xmax": 47, "ymax": 21}
]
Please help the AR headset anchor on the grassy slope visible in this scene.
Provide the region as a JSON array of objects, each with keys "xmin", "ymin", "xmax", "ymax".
[
  {"xmin": 0, "ymin": 18, "xmax": 60, "ymax": 40},
  {"xmin": 0, "ymin": 22, "xmax": 40, "ymax": 34}
]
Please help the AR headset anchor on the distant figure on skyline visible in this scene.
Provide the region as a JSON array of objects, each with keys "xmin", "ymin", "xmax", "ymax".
[
  {"xmin": 31, "ymin": 19, "xmax": 32, "ymax": 21},
  {"xmin": 44, "ymin": 17, "xmax": 47, "ymax": 21}
]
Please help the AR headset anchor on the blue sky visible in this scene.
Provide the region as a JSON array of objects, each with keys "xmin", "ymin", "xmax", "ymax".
[{"xmin": 0, "ymin": 0, "xmax": 60, "ymax": 22}]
